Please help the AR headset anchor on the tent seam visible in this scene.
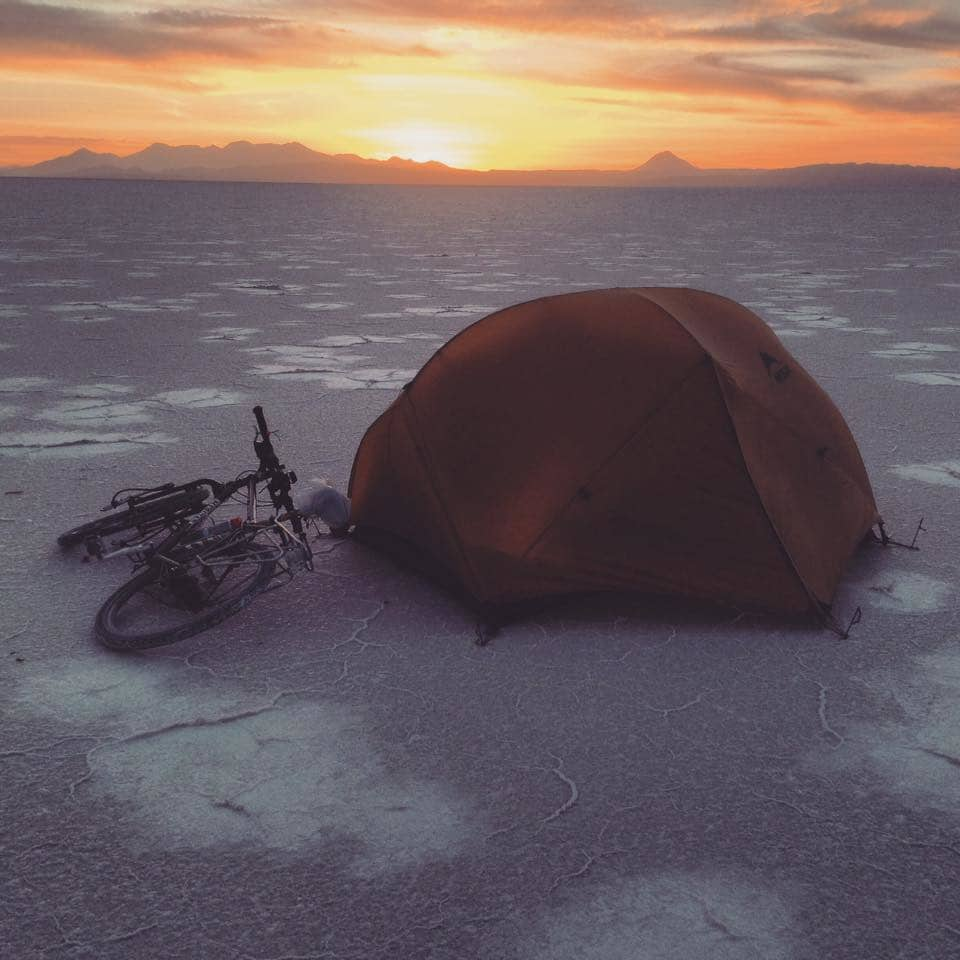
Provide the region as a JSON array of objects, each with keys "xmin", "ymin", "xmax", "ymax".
[
  {"xmin": 642, "ymin": 287, "xmax": 876, "ymax": 517},
  {"xmin": 401, "ymin": 384, "xmax": 488, "ymax": 601},
  {"xmin": 520, "ymin": 353, "xmax": 714, "ymax": 561},
  {"xmin": 708, "ymin": 360, "xmax": 827, "ymax": 617}
]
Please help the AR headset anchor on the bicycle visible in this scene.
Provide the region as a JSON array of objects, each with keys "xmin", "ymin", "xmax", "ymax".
[{"xmin": 58, "ymin": 406, "xmax": 327, "ymax": 650}]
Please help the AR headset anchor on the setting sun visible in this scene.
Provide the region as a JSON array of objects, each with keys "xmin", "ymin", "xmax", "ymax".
[{"xmin": 363, "ymin": 121, "xmax": 482, "ymax": 168}]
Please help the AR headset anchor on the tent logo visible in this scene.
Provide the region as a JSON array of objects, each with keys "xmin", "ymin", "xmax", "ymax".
[{"xmin": 759, "ymin": 350, "xmax": 791, "ymax": 383}]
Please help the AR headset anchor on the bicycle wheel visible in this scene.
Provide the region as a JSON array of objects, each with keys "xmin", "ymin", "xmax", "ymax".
[
  {"xmin": 95, "ymin": 535, "xmax": 277, "ymax": 650},
  {"xmin": 58, "ymin": 488, "xmax": 208, "ymax": 547}
]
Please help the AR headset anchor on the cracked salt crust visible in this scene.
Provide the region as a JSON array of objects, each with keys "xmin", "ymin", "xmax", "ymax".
[
  {"xmin": 796, "ymin": 317, "xmax": 851, "ymax": 329},
  {"xmin": 15, "ymin": 659, "xmax": 478, "ymax": 872},
  {"xmin": 299, "ymin": 301, "xmax": 353, "ymax": 311},
  {"xmin": 272, "ymin": 369, "xmax": 412, "ymax": 390},
  {"xmin": 808, "ymin": 641, "xmax": 960, "ymax": 816},
  {"xmin": 316, "ymin": 335, "xmax": 382, "ymax": 347},
  {"xmin": 18, "ymin": 278, "xmax": 91, "ymax": 288},
  {"xmin": 523, "ymin": 872, "xmax": 795, "ymax": 960},
  {"xmin": 247, "ymin": 344, "xmax": 416, "ymax": 389},
  {"xmin": 315, "ymin": 333, "xmax": 441, "ymax": 347},
  {"xmin": 99, "ymin": 299, "xmax": 163, "ymax": 313},
  {"xmin": 849, "ymin": 569, "xmax": 952, "ymax": 615},
  {"xmin": 60, "ymin": 382, "xmax": 132, "ymax": 396},
  {"xmin": 153, "ymin": 388, "xmax": 246, "ymax": 408},
  {"xmin": 216, "ymin": 280, "xmax": 285, "ymax": 295},
  {"xmin": 58, "ymin": 313, "xmax": 110, "ymax": 323},
  {"xmin": 0, "ymin": 376, "xmax": 53, "ymax": 393},
  {"xmin": 48, "ymin": 302, "xmax": 112, "ymax": 322},
  {"xmin": 402, "ymin": 305, "xmax": 478, "ymax": 317},
  {"xmin": 896, "ymin": 372, "xmax": 960, "ymax": 386},
  {"xmin": 0, "ymin": 430, "xmax": 178, "ymax": 457},
  {"xmin": 199, "ymin": 326, "xmax": 260, "ymax": 341},
  {"xmin": 871, "ymin": 342, "xmax": 958, "ymax": 360},
  {"xmin": 891, "ymin": 460, "xmax": 960, "ymax": 488},
  {"xmin": 39, "ymin": 398, "xmax": 155, "ymax": 427},
  {"xmin": 34, "ymin": 386, "xmax": 245, "ymax": 425}
]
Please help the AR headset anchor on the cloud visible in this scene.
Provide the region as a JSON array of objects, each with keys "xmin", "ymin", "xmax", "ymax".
[
  {"xmin": 140, "ymin": 9, "xmax": 290, "ymax": 30},
  {"xmin": 308, "ymin": 0, "xmax": 650, "ymax": 31},
  {"xmin": 569, "ymin": 94, "xmax": 836, "ymax": 126},
  {"xmin": 0, "ymin": 1, "xmax": 303, "ymax": 62},
  {"xmin": 852, "ymin": 82, "xmax": 960, "ymax": 114},
  {"xmin": 0, "ymin": 0, "xmax": 258, "ymax": 60},
  {"xmin": 0, "ymin": 134, "xmax": 121, "ymax": 146},
  {"xmin": 563, "ymin": 52, "xmax": 863, "ymax": 105},
  {"xmin": 2, "ymin": 0, "xmax": 956, "ymax": 126},
  {"xmin": 668, "ymin": 7, "xmax": 960, "ymax": 52},
  {"xmin": 808, "ymin": 10, "xmax": 960, "ymax": 51},
  {"xmin": 697, "ymin": 50, "xmax": 863, "ymax": 85},
  {"xmin": 541, "ymin": 42, "xmax": 960, "ymax": 122},
  {"xmin": 0, "ymin": 0, "xmax": 443, "ymax": 67},
  {"xmin": 290, "ymin": 0, "xmax": 960, "ymax": 46},
  {"xmin": 669, "ymin": 17, "xmax": 802, "ymax": 45}
]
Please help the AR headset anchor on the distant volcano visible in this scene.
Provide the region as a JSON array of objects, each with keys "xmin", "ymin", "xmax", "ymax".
[{"xmin": 633, "ymin": 151, "xmax": 700, "ymax": 176}]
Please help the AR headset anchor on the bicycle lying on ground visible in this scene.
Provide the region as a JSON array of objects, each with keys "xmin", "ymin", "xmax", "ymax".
[{"xmin": 59, "ymin": 406, "xmax": 332, "ymax": 650}]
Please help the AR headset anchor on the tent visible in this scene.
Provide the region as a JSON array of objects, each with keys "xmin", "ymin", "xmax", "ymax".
[{"xmin": 348, "ymin": 287, "xmax": 881, "ymax": 622}]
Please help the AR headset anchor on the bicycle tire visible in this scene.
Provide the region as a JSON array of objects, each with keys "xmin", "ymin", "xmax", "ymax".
[
  {"xmin": 94, "ymin": 536, "xmax": 277, "ymax": 650},
  {"xmin": 58, "ymin": 489, "xmax": 208, "ymax": 547}
]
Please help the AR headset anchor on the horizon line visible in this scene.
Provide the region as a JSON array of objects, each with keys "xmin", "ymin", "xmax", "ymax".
[{"xmin": 5, "ymin": 140, "xmax": 960, "ymax": 175}]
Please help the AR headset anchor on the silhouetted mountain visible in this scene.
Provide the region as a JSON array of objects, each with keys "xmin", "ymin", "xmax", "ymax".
[
  {"xmin": 23, "ymin": 147, "xmax": 122, "ymax": 176},
  {"xmin": 2, "ymin": 141, "xmax": 958, "ymax": 188},
  {"xmin": 632, "ymin": 151, "xmax": 700, "ymax": 177}
]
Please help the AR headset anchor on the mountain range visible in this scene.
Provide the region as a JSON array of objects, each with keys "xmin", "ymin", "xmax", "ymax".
[{"xmin": 3, "ymin": 141, "xmax": 958, "ymax": 188}]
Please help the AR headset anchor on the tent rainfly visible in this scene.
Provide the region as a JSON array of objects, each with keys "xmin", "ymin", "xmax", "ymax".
[{"xmin": 348, "ymin": 287, "xmax": 881, "ymax": 624}]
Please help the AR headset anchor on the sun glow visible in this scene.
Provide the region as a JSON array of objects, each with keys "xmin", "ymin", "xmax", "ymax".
[{"xmin": 364, "ymin": 121, "xmax": 482, "ymax": 168}]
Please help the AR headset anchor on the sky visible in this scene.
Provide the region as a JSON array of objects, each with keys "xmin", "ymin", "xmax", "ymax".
[{"xmin": 1, "ymin": 0, "xmax": 958, "ymax": 170}]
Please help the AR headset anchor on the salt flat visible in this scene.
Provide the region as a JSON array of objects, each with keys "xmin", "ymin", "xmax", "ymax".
[{"xmin": 1, "ymin": 179, "xmax": 958, "ymax": 959}]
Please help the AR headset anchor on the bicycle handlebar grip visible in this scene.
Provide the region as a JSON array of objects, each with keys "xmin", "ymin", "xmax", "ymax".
[{"xmin": 253, "ymin": 405, "xmax": 270, "ymax": 439}]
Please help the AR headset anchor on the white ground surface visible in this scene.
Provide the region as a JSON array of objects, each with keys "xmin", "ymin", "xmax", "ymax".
[{"xmin": 1, "ymin": 181, "xmax": 958, "ymax": 959}]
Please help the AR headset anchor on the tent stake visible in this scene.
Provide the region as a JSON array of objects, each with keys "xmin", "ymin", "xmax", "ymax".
[
  {"xmin": 843, "ymin": 606, "xmax": 862, "ymax": 639},
  {"xmin": 877, "ymin": 516, "xmax": 925, "ymax": 551},
  {"xmin": 908, "ymin": 516, "xmax": 926, "ymax": 549}
]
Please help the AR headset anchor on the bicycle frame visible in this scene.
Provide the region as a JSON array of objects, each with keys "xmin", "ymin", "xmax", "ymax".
[
  {"xmin": 80, "ymin": 405, "xmax": 316, "ymax": 575},
  {"xmin": 99, "ymin": 474, "xmax": 314, "ymax": 572},
  {"xmin": 61, "ymin": 404, "xmax": 334, "ymax": 651}
]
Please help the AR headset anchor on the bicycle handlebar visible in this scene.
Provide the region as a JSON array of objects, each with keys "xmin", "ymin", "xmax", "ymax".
[
  {"xmin": 252, "ymin": 405, "xmax": 282, "ymax": 474},
  {"xmin": 251, "ymin": 405, "xmax": 302, "ymax": 535},
  {"xmin": 253, "ymin": 405, "xmax": 270, "ymax": 442}
]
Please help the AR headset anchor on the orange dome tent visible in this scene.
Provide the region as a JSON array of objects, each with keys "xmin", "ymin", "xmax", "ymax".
[{"xmin": 348, "ymin": 288, "xmax": 881, "ymax": 623}]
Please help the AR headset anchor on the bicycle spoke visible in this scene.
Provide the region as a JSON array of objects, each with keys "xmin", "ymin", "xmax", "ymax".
[{"xmin": 98, "ymin": 538, "xmax": 276, "ymax": 645}]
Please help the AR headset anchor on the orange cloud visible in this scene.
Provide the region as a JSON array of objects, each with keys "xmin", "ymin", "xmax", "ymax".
[
  {"xmin": 668, "ymin": 7, "xmax": 960, "ymax": 51},
  {"xmin": 0, "ymin": 0, "xmax": 444, "ymax": 69},
  {"xmin": 562, "ymin": 54, "xmax": 960, "ymax": 118}
]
